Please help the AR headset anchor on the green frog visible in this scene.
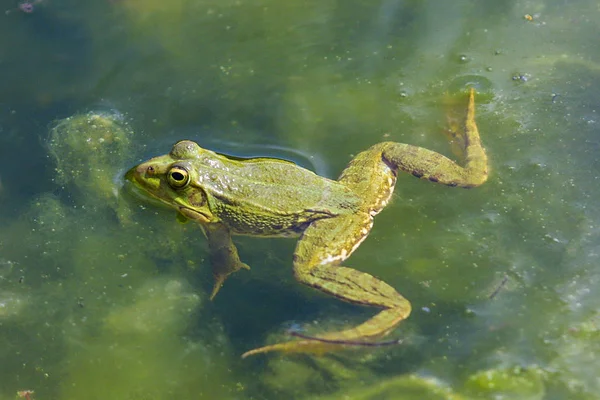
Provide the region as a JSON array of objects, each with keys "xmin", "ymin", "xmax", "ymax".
[{"xmin": 125, "ymin": 89, "xmax": 488, "ymax": 358}]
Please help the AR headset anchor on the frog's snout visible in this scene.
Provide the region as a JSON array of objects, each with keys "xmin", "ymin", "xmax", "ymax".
[
  {"xmin": 125, "ymin": 163, "xmax": 153, "ymax": 183},
  {"xmin": 125, "ymin": 162, "xmax": 164, "ymax": 196},
  {"xmin": 124, "ymin": 166, "xmax": 137, "ymax": 182}
]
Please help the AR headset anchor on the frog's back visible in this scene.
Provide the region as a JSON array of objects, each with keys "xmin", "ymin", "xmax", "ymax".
[{"xmin": 195, "ymin": 155, "xmax": 360, "ymax": 236}]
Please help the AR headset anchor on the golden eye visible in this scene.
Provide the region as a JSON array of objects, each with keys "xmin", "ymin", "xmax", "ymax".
[{"xmin": 167, "ymin": 166, "xmax": 190, "ymax": 189}]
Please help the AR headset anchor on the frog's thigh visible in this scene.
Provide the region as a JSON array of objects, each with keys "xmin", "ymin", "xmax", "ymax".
[{"xmin": 293, "ymin": 215, "xmax": 410, "ymax": 339}]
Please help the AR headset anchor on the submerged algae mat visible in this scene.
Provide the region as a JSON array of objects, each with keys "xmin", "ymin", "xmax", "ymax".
[{"xmin": 0, "ymin": 0, "xmax": 599, "ymax": 399}]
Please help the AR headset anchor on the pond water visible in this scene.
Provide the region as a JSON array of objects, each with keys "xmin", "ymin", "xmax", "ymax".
[{"xmin": 0, "ymin": 0, "xmax": 599, "ymax": 399}]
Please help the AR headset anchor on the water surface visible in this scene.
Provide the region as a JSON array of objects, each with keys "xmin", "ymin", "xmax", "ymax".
[{"xmin": 0, "ymin": 0, "xmax": 599, "ymax": 399}]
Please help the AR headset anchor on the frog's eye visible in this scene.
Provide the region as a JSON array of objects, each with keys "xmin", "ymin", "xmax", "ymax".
[{"xmin": 167, "ymin": 166, "xmax": 190, "ymax": 189}]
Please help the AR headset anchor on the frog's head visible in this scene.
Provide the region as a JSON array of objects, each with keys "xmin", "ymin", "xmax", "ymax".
[{"xmin": 125, "ymin": 140, "xmax": 212, "ymax": 222}]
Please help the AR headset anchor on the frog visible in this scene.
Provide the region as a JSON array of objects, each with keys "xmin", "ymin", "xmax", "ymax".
[{"xmin": 125, "ymin": 88, "xmax": 488, "ymax": 358}]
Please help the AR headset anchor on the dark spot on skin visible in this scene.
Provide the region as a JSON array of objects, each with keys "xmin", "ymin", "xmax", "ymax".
[
  {"xmin": 382, "ymin": 158, "xmax": 398, "ymax": 176},
  {"xmin": 189, "ymin": 193, "xmax": 206, "ymax": 207},
  {"xmin": 412, "ymin": 170, "xmax": 424, "ymax": 178},
  {"xmin": 292, "ymin": 224, "xmax": 309, "ymax": 234}
]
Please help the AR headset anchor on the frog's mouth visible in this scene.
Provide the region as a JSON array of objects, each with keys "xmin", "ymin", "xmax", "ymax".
[{"xmin": 123, "ymin": 177, "xmax": 170, "ymax": 209}]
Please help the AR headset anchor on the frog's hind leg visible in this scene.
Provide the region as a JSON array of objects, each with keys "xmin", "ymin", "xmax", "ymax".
[
  {"xmin": 340, "ymin": 88, "xmax": 488, "ymax": 194},
  {"xmin": 241, "ymin": 214, "xmax": 411, "ymax": 357},
  {"xmin": 240, "ymin": 90, "xmax": 486, "ymax": 358}
]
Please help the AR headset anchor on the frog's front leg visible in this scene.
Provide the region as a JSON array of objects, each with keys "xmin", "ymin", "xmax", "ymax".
[
  {"xmin": 203, "ymin": 222, "xmax": 250, "ymax": 300},
  {"xmin": 242, "ymin": 214, "xmax": 411, "ymax": 357}
]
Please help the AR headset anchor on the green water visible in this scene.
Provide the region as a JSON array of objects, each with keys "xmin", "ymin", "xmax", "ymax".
[{"xmin": 1, "ymin": 0, "xmax": 599, "ymax": 399}]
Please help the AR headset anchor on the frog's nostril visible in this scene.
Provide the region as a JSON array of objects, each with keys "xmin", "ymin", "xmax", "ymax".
[{"xmin": 136, "ymin": 164, "xmax": 154, "ymax": 177}]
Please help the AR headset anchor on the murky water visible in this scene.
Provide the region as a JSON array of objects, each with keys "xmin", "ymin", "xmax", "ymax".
[{"xmin": 1, "ymin": 0, "xmax": 599, "ymax": 399}]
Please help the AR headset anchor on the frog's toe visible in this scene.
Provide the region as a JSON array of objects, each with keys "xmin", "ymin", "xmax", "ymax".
[
  {"xmin": 209, "ymin": 277, "xmax": 226, "ymax": 301},
  {"xmin": 210, "ymin": 261, "xmax": 250, "ymax": 300},
  {"xmin": 241, "ymin": 340, "xmax": 334, "ymax": 358}
]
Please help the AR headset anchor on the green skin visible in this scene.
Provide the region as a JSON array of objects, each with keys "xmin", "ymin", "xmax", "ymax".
[{"xmin": 126, "ymin": 89, "xmax": 487, "ymax": 358}]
